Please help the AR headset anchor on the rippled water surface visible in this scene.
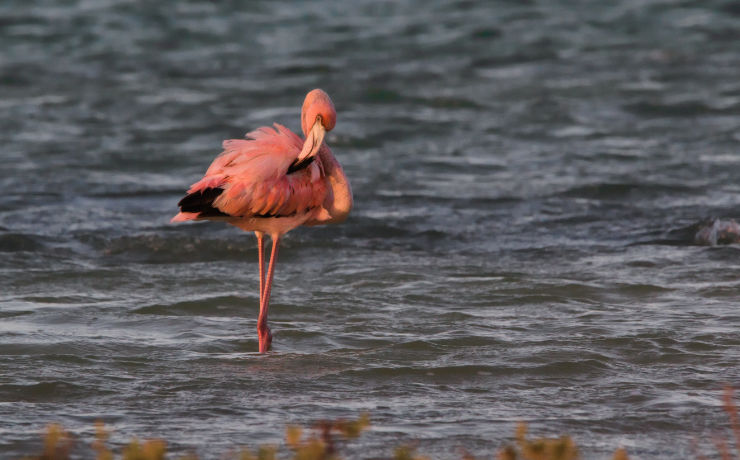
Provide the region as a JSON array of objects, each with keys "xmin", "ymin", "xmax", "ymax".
[{"xmin": 2, "ymin": 0, "xmax": 740, "ymax": 458}]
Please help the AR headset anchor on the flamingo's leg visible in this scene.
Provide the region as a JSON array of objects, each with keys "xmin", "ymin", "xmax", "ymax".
[
  {"xmin": 256, "ymin": 231, "xmax": 265, "ymax": 302},
  {"xmin": 257, "ymin": 234, "xmax": 280, "ymax": 353}
]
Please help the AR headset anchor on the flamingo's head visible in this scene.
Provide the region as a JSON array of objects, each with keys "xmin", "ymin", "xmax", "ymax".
[{"xmin": 297, "ymin": 89, "xmax": 336, "ymax": 162}]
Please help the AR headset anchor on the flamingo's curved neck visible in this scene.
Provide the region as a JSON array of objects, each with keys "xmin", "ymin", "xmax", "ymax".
[{"xmin": 316, "ymin": 146, "xmax": 352, "ymax": 224}]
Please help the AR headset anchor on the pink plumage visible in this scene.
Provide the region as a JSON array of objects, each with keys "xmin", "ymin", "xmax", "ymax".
[
  {"xmin": 172, "ymin": 123, "xmax": 325, "ymax": 226},
  {"xmin": 172, "ymin": 89, "xmax": 352, "ymax": 353}
]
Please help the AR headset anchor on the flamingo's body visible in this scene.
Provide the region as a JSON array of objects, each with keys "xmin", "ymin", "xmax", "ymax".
[{"xmin": 172, "ymin": 89, "xmax": 352, "ymax": 352}]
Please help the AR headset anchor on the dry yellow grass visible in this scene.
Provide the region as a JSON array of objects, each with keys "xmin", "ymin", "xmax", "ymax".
[
  {"xmin": 495, "ymin": 422, "xmax": 579, "ymax": 460},
  {"xmin": 22, "ymin": 387, "xmax": 740, "ymax": 460}
]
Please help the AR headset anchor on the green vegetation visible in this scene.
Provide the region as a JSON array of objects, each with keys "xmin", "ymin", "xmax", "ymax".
[{"xmin": 22, "ymin": 388, "xmax": 740, "ymax": 460}]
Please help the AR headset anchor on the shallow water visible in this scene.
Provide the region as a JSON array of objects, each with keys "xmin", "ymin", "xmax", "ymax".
[{"xmin": 2, "ymin": 0, "xmax": 740, "ymax": 458}]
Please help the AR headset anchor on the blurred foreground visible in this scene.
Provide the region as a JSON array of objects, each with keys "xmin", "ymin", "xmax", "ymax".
[{"xmin": 24, "ymin": 388, "xmax": 740, "ymax": 460}]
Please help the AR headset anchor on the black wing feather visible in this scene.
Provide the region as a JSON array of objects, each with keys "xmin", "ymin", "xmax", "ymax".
[
  {"xmin": 286, "ymin": 156, "xmax": 314, "ymax": 174},
  {"xmin": 177, "ymin": 187, "xmax": 230, "ymax": 217}
]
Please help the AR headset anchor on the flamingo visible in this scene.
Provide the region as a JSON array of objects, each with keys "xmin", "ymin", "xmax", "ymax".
[{"xmin": 171, "ymin": 89, "xmax": 353, "ymax": 353}]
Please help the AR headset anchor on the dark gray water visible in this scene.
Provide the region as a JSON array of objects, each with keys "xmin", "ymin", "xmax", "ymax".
[{"xmin": 2, "ymin": 0, "xmax": 740, "ymax": 458}]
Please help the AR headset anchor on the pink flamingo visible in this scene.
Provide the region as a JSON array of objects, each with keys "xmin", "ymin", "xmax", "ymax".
[{"xmin": 171, "ymin": 89, "xmax": 353, "ymax": 353}]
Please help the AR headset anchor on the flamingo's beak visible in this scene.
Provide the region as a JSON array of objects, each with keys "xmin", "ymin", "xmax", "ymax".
[{"xmin": 297, "ymin": 118, "xmax": 326, "ymax": 162}]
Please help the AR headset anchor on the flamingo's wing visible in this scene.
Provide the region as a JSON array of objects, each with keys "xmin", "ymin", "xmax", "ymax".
[
  {"xmin": 203, "ymin": 123, "xmax": 303, "ymax": 180},
  {"xmin": 215, "ymin": 167, "xmax": 326, "ymax": 218},
  {"xmin": 172, "ymin": 124, "xmax": 324, "ymax": 221}
]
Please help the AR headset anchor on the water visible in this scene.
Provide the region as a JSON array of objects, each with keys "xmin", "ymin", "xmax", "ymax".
[{"xmin": 2, "ymin": 0, "xmax": 740, "ymax": 458}]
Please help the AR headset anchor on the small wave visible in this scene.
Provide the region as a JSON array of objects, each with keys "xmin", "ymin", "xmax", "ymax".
[
  {"xmin": 21, "ymin": 295, "xmax": 108, "ymax": 305},
  {"xmin": 342, "ymin": 217, "xmax": 414, "ymax": 239},
  {"xmin": 363, "ymin": 88, "xmax": 404, "ymax": 104},
  {"xmin": 612, "ymin": 283, "xmax": 673, "ymax": 296},
  {"xmin": 0, "ymin": 310, "xmax": 33, "ymax": 319},
  {"xmin": 624, "ymin": 99, "xmax": 740, "ymax": 117},
  {"xmin": 469, "ymin": 26, "xmax": 502, "ymax": 40},
  {"xmin": 524, "ymin": 359, "xmax": 612, "ymax": 376},
  {"xmin": 87, "ymin": 188, "xmax": 184, "ymax": 198},
  {"xmin": 0, "ymin": 381, "xmax": 101, "ymax": 402},
  {"xmin": 273, "ymin": 63, "xmax": 335, "ymax": 76},
  {"xmin": 632, "ymin": 218, "xmax": 740, "ymax": 247},
  {"xmin": 559, "ymin": 182, "xmax": 694, "ymax": 200},
  {"xmin": 334, "ymin": 359, "xmax": 610, "ymax": 381},
  {"xmin": 392, "ymin": 335, "xmax": 504, "ymax": 349},
  {"xmin": 697, "ymin": 284, "xmax": 740, "ymax": 298},
  {"xmin": 0, "ymin": 233, "xmax": 43, "ymax": 252},
  {"xmin": 337, "ymin": 364, "xmax": 512, "ymax": 380},
  {"xmin": 471, "ymin": 47, "xmax": 558, "ymax": 68},
  {"xmin": 102, "ymin": 233, "xmax": 256, "ymax": 263},
  {"xmin": 133, "ymin": 295, "xmax": 252, "ymax": 316},
  {"xmin": 412, "ymin": 95, "xmax": 483, "ymax": 109}
]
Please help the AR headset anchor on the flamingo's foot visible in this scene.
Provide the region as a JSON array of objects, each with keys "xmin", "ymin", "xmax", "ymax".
[{"xmin": 258, "ymin": 325, "xmax": 272, "ymax": 353}]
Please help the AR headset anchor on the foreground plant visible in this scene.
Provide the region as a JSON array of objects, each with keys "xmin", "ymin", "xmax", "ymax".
[
  {"xmin": 692, "ymin": 386, "xmax": 740, "ymax": 460},
  {"xmin": 22, "ymin": 387, "xmax": 740, "ymax": 460},
  {"xmin": 496, "ymin": 423, "xmax": 579, "ymax": 460},
  {"xmin": 28, "ymin": 423, "xmax": 74, "ymax": 460}
]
